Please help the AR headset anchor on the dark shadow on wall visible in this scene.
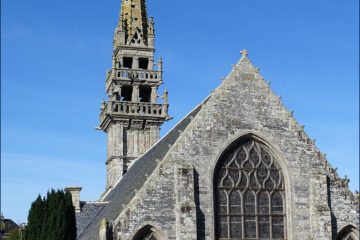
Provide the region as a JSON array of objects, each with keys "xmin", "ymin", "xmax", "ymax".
[
  {"xmin": 194, "ymin": 169, "xmax": 206, "ymax": 240},
  {"xmin": 327, "ymin": 176, "xmax": 338, "ymax": 240}
]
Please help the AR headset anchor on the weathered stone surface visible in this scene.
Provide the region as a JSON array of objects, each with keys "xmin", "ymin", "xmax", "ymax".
[
  {"xmin": 98, "ymin": 0, "xmax": 170, "ymax": 191},
  {"xmin": 65, "ymin": 186, "xmax": 82, "ymax": 213},
  {"xmin": 78, "ymin": 51, "xmax": 358, "ymax": 240}
]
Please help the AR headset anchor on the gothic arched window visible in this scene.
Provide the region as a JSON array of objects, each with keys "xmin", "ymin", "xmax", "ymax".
[{"xmin": 214, "ymin": 139, "xmax": 286, "ymax": 239}]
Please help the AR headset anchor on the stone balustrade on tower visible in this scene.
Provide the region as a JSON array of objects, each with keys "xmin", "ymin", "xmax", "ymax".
[{"xmin": 97, "ymin": 0, "xmax": 171, "ymax": 191}]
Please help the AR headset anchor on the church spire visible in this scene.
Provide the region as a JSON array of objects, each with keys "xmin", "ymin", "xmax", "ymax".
[
  {"xmin": 99, "ymin": 0, "xmax": 169, "ymax": 190},
  {"xmin": 114, "ymin": 0, "xmax": 154, "ymax": 47}
]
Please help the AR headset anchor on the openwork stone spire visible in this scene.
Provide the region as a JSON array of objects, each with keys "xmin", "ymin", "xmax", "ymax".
[
  {"xmin": 114, "ymin": 0, "xmax": 155, "ymax": 47},
  {"xmin": 99, "ymin": 0, "xmax": 170, "ymax": 190}
]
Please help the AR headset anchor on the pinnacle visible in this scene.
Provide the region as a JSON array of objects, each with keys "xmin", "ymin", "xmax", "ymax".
[{"xmin": 118, "ymin": 0, "xmax": 150, "ymax": 46}]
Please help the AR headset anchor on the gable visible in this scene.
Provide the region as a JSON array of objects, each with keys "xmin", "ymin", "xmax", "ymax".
[
  {"xmin": 79, "ymin": 51, "xmax": 358, "ymax": 239},
  {"xmin": 156, "ymin": 52, "xmax": 358, "ymax": 239}
]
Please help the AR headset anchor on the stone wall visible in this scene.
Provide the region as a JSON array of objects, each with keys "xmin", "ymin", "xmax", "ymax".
[
  {"xmin": 112, "ymin": 160, "xmax": 177, "ymax": 240},
  {"xmin": 110, "ymin": 53, "xmax": 358, "ymax": 240},
  {"xmin": 328, "ymin": 170, "xmax": 359, "ymax": 239}
]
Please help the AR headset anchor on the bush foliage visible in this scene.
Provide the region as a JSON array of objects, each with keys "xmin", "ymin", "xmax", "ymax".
[{"xmin": 7, "ymin": 228, "xmax": 21, "ymax": 240}]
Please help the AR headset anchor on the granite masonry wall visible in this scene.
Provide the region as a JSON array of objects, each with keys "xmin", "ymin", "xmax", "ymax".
[{"xmin": 107, "ymin": 53, "xmax": 358, "ymax": 240}]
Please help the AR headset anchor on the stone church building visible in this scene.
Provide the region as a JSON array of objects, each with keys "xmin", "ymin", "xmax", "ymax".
[{"xmin": 69, "ymin": 0, "xmax": 359, "ymax": 239}]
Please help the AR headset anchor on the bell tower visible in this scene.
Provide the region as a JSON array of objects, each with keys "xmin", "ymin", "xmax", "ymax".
[{"xmin": 99, "ymin": 0, "xmax": 171, "ymax": 190}]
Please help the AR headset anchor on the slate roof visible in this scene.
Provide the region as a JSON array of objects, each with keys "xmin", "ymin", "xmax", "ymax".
[
  {"xmin": 78, "ymin": 98, "xmax": 209, "ymax": 240},
  {"xmin": 76, "ymin": 202, "xmax": 107, "ymax": 238},
  {"xmin": 1, "ymin": 218, "xmax": 18, "ymax": 236}
]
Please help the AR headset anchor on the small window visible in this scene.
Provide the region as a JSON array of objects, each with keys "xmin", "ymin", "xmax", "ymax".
[
  {"xmin": 139, "ymin": 58, "xmax": 149, "ymax": 70},
  {"xmin": 121, "ymin": 85, "xmax": 133, "ymax": 101},
  {"xmin": 123, "ymin": 57, "xmax": 133, "ymax": 69}
]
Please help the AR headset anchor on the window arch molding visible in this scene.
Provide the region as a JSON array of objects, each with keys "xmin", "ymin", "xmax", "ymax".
[
  {"xmin": 209, "ymin": 131, "xmax": 294, "ymax": 239},
  {"xmin": 129, "ymin": 222, "xmax": 167, "ymax": 240}
]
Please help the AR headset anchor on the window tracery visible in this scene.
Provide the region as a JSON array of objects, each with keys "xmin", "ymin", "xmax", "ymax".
[{"xmin": 215, "ymin": 139, "xmax": 286, "ymax": 239}]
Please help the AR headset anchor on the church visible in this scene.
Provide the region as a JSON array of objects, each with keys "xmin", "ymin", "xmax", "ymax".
[{"xmin": 67, "ymin": 0, "xmax": 359, "ymax": 239}]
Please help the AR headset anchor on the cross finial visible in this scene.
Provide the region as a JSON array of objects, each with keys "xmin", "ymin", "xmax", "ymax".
[{"xmin": 240, "ymin": 49, "xmax": 249, "ymax": 58}]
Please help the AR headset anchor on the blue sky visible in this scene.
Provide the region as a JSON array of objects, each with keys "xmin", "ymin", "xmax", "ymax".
[{"xmin": 1, "ymin": 0, "xmax": 359, "ymax": 223}]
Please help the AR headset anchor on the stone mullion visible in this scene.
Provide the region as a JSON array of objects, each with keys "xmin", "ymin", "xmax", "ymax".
[
  {"xmin": 241, "ymin": 179, "xmax": 245, "ymax": 239},
  {"xmin": 269, "ymin": 191, "xmax": 273, "ymax": 239},
  {"xmin": 255, "ymin": 189, "xmax": 259, "ymax": 239},
  {"xmin": 227, "ymin": 189, "xmax": 231, "ymax": 239},
  {"xmin": 284, "ymin": 214, "xmax": 287, "ymax": 240},
  {"xmin": 283, "ymin": 190, "xmax": 287, "ymax": 240}
]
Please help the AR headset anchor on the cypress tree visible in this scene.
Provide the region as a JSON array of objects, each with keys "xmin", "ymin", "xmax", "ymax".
[
  {"xmin": 25, "ymin": 189, "xmax": 76, "ymax": 240},
  {"xmin": 64, "ymin": 191, "xmax": 76, "ymax": 240},
  {"xmin": 53, "ymin": 190, "xmax": 64, "ymax": 240},
  {"xmin": 24, "ymin": 194, "xmax": 44, "ymax": 240},
  {"xmin": 39, "ymin": 189, "xmax": 56, "ymax": 240}
]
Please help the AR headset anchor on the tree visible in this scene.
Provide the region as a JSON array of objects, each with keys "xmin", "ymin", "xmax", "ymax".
[
  {"xmin": 24, "ymin": 189, "xmax": 76, "ymax": 240},
  {"xmin": 24, "ymin": 195, "xmax": 44, "ymax": 240}
]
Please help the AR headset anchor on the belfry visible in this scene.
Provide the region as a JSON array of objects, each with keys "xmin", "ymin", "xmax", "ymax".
[{"xmin": 98, "ymin": 0, "xmax": 170, "ymax": 190}]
